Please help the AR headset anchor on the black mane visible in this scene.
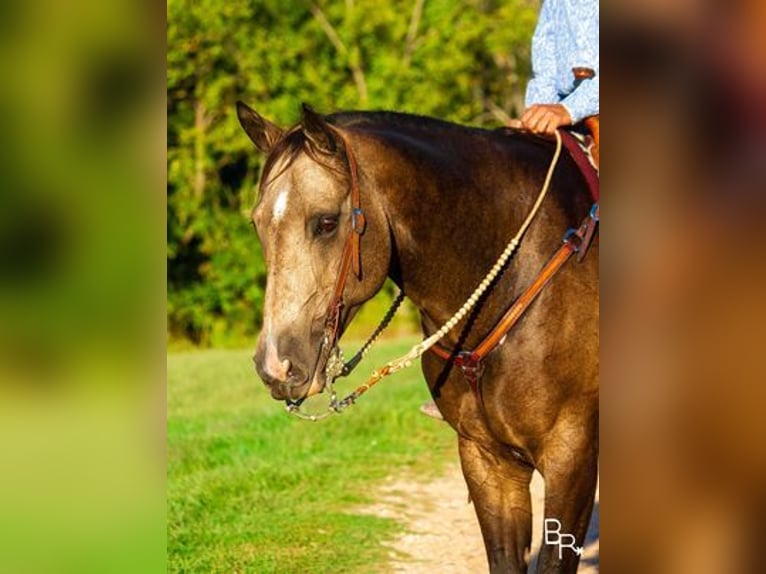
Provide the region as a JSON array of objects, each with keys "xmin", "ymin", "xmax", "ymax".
[
  {"xmin": 260, "ymin": 109, "xmax": 552, "ymax": 190},
  {"xmin": 327, "ymin": 110, "xmax": 489, "ymax": 136}
]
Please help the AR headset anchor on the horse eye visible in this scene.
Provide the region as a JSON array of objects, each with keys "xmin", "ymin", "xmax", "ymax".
[{"xmin": 315, "ymin": 215, "xmax": 339, "ymax": 236}]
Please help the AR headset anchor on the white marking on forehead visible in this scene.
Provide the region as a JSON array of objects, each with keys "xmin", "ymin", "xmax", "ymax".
[{"xmin": 272, "ymin": 189, "xmax": 289, "ymax": 222}]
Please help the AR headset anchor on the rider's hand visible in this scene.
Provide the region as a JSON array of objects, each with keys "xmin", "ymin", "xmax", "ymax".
[{"xmin": 520, "ymin": 104, "xmax": 572, "ymax": 134}]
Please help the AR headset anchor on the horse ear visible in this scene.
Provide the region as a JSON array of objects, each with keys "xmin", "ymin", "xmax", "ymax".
[
  {"xmin": 236, "ymin": 101, "xmax": 283, "ymax": 153},
  {"xmin": 301, "ymin": 103, "xmax": 337, "ymax": 154}
]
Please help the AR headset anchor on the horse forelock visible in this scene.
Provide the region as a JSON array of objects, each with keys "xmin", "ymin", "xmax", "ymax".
[
  {"xmin": 259, "ymin": 128, "xmax": 307, "ymax": 191},
  {"xmin": 259, "ymin": 126, "xmax": 350, "ymax": 197}
]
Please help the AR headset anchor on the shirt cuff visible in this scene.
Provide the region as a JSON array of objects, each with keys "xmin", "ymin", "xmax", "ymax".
[{"xmin": 560, "ymin": 77, "xmax": 599, "ymax": 124}]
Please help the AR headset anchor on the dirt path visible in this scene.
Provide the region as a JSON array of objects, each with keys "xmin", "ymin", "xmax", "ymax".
[{"xmin": 358, "ymin": 463, "xmax": 599, "ymax": 573}]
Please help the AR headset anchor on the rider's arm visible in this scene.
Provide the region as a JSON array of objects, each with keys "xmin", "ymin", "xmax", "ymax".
[{"xmin": 525, "ymin": 0, "xmax": 559, "ymax": 107}]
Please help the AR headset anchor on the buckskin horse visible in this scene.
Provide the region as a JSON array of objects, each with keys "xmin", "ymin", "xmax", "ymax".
[{"xmin": 237, "ymin": 101, "xmax": 598, "ymax": 573}]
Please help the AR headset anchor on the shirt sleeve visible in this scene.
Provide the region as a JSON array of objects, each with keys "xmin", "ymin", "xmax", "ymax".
[
  {"xmin": 525, "ymin": 0, "xmax": 558, "ymax": 107},
  {"xmin": 560, "ymin": 0, "xmax": 599, "ymax": 123},
  {"xmin": 561, "ymin": 73, "xmax": 599, "ymax": 123}
]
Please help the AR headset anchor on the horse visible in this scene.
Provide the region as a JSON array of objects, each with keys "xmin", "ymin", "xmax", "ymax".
[{"xmin": 236, "ymin": 101, "xmax": 598, "ymax": 573}]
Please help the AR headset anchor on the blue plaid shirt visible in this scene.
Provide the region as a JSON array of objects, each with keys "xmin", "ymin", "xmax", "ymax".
[{"xmin": 525, "ymin": 0, "xmax": 599, "ymax": 124}]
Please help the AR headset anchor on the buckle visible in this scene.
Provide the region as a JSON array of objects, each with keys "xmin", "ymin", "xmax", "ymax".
[
  {"xmin": 454, "ymin": 351, "xmax": 484, "ymax": 398},
  {"xmin": 563, "ymin": 203, "xmax": 599, "ymax": 255},
  {"xmin": 351, "ymin": 208, "xmax": 366, "ymax": 234},
  {"xmin": 562, "ymin": 227, "xmax": 583, "ymax": 252}
]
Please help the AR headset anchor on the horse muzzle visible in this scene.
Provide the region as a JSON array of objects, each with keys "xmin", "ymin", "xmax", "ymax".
[{"xmin": 252, "ymin": 351, "xmax": 327, "ymax": 401}]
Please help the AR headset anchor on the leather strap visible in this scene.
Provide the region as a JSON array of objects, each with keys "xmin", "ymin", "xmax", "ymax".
[
  {"xmin": 429, "ymin": 206, "xmax": 598, "ymax": 390},
  {"xmin": 474, "ymin": 240, "xmax": 577, "ymax": 358},
  {"xmin": 429, "ymin": 241, "xmax": 577, "ymax": 362},
  {"xmin": 341, "ymin": 129, "xmax": 366, "ymax": 279},
  {"xmin": 322, "ymin": 127, "xmax": 366, "ymax": 349},
  {"xmin": 573, "ymin": 67, "xmax": 595, "ymax": 81},
  {"xmin": 560, "ymin": 130, "xmax": 599, "ymax": 202}
]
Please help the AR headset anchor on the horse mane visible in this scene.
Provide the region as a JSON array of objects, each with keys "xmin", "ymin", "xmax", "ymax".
[
  {"xmin": 260, "ymin": 110, "xmax": 553, "ymax": 191},
  {"xmin": 327, "ymin": 111, "xmax": 554, "ymax": 149},
  {"xmin": 327, "ymin": 110, "xmax": 486, "ymax": 135}
]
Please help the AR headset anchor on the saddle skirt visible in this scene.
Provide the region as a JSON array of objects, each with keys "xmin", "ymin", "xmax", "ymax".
[
  {"xmin": 559, "ymin": 129, "xmax": 599, "ymax": 203},
  {"xmin": 565, "ymin": 130, "xmax": 598, "ymax": 172}
]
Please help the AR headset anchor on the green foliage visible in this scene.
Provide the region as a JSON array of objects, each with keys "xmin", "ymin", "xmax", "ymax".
[
  {"xmin": 167, "ymin": 0, "xmax": 540, "ymax": 345},
  {"xmin": 167, "ymin": 339, "xmax": 456, "ymax": 571}
]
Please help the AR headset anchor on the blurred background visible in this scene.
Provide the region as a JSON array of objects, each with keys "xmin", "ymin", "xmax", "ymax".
[
  {"xmin": 603, "ymin": 0, "xmax": 766, "ymax": 572},
  {"xmin": 0, "ymin": 0, "xmax": 164, "ymax": 572}
]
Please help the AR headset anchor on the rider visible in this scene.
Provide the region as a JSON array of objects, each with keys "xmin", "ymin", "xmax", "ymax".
[
  {"xmin": 420, "ymin": 0, "xmax": 599, "ymax": 421},
  {"xmin": 513, "ymin": 0, "xmax": 599, "ymax": 137}
]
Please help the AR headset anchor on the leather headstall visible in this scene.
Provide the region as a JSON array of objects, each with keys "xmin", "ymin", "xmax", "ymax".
[{"xmin": 321, "ymin": 126, "xmax": 366, "ymax": 354}]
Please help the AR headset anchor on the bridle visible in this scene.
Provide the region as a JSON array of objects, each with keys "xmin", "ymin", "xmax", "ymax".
[
  {"xmin": 320, "ymin": 126, "xmax": 366, "ymax": 359},
  {"xmin": 286, "ymin": 125, "xmax": 379, "ymax": 418}
]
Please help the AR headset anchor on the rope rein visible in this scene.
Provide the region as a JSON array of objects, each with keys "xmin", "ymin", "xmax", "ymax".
[
  {"xmin": 336, "ymin": 290, "xmax": 406, "ymax": 378},
  {"xmin": 287, "ymin": 130, "xmax": 563, "ymax": 421}
]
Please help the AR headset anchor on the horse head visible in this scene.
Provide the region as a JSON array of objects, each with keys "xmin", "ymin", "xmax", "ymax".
[{"xmin": 237, "ymin": 102, "xmax": 391, "ymax": 402}]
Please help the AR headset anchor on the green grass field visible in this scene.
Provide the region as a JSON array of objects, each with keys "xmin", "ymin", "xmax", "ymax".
[{"xmin": 168, "ymin": 337, "xmax": 457, "ymax": 573}]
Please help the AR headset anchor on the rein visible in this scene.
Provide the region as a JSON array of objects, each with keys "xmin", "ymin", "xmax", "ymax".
[{"xmin": 286, "ymin": 129, "xmax": 573, "ymax": 421}]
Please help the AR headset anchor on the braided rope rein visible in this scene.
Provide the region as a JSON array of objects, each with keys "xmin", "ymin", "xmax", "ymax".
[{"xmin": 287, "ymin": 130, "xmax": 563, "ymax": 420}]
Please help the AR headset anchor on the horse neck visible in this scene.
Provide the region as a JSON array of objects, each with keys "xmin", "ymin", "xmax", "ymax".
[{"xmin": 354, "ymin": 127, "xmax": 575, "ymax": 331}]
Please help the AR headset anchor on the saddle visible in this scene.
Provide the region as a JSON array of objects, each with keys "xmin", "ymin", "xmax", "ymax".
[
  {"xmin": 560, "ymin": 121, "xmax": 599, "ymax": 202},
  {"xmin": 571, "ymin": 67, "xmax": 599, "ymax": 178}
]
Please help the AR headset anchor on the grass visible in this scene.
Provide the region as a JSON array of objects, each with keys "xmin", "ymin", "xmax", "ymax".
[{"xmin": 167, "ymin": 337, "xmax": 457, "ymax": 573}]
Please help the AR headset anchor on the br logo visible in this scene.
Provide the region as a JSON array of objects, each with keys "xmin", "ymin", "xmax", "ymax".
[{"xmin": 544, "ymin": 518, "xmax": 584, "ymax": 559}]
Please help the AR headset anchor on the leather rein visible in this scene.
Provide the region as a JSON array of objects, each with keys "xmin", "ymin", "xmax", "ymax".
[{"xmin": 286, "ymin": 126, "xmax": 598, "ymax": 420}]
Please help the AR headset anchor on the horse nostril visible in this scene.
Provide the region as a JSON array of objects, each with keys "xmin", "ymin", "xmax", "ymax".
[
  {"xmin": 254, "ymin": 343, "xmax": 309, "ymax": 387},
  {"xmin": 287, "ymin": 365, "xmax": 307, "ymax": 385},
  {"xmin": 253, "ymin": 349, "xmax": 293, "ymax": 385},
  {"xmin": 280, "ymin": 359, "xmax": 291, "ymax": 380}
]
